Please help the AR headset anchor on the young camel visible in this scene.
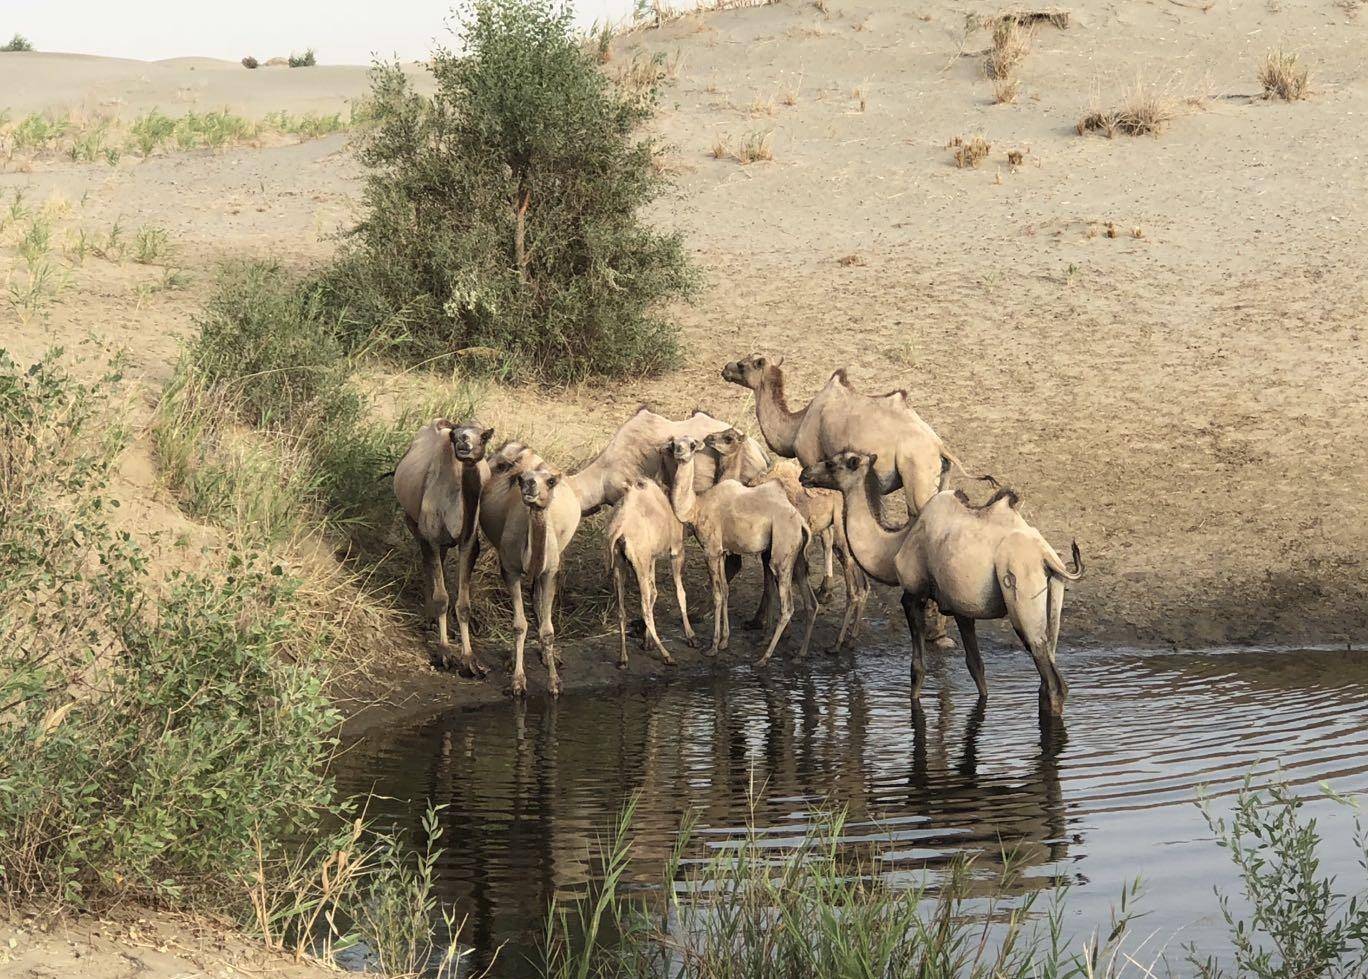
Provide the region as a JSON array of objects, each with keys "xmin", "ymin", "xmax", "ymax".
[
  {"xmin": 479, "ymin": 442, "xmax": 582, "ymax": 698},
  {"xmin": 664, "ymin": 435, "xmax": 818, "ymax": 665},
  {"xmin": 722, "ymin": 353, "xmax": 976, "ymax": 648},
  {"xmin": 705, "ymin": 431, "xmax": 870, "ymax": 652},
  {"xmin": 392, "ymin": 419, "xmax": 495, "ymax": 676},
  {"xmin": 800, "ymin": 451, "xmax": 1084, "ymax": 717},
  {"xmin": 567, "ymin": 405, "xmax": 768, "ymax": 515},
  {"xmin": 604, "ymin": 477, "xmax": 697, "ymax": 668}
]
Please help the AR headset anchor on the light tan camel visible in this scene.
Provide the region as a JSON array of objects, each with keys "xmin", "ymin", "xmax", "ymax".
[
  {"xmin": 704, "ymin": 431, "xmax": 870, "ymax": 652},
  {"xmin": 479, "ymin": 442, "xmax": 581, "ymax": 698},
  {"xmin": 604, "ymin": 477, "xmax": 697, "ymax": 667},
  {"xmin": 392, "ymin": 419, "xmax": 495, "ymax": 676},
  {"xmin": 722, "ymin": 353, "xmax": 976, "ymax": 647},
  {"xmin": 664, "ymin": 434, "xmax": 818, "ymax": 665},
  {"xmin": 567, "ymin": 405, "xmax": 768, "ymax": 515},
  {"xmin": 800, "ymin": 451, "xmax": 1084, "ymax": 717}
]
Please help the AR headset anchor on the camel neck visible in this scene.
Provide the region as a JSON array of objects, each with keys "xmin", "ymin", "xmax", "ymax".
[
  {"xmin": 841, "ymin": 469, "xmax": 906, "ymax": 586},
  {"xmin": 669, "ymin": 456, "xmax": 698, "ymax": 524},
  {"xmin": 565, "ymin": 469, "xmax": 601, "ymax": 515},
  {"xmin": 754, "ymin": 368, "xmax": 804, "ymax": 457},
  {"xmin": 525, "ymin": 506, "xmax": 549, "ymax": 580},
  {"xmin": 457, "ymin": 459, "xmax": 482, "ymax": 543}
]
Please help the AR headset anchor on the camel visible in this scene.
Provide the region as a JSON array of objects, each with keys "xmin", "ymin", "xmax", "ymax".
[
  {"xmin": 604, "ymin": 477, "xmax": 697, "ymax": 667},
  {"xmin": 663, "ymin": 434, "xmax": 818, "ymax": 665},
  {"xmin": 392, "ymin": 419, "xmax": 495, "ymax": 676},
  {"xmin": 721, "ymin": 353, "xmax": 975, "ymax": 647},
  {"xmin": 567, "ymin": 406, "xmax": 768, "ymax": 515},
  {"xmin": 704, "ymin": 431, "xmax": 870, "ymax": 652},
  {"xmin": 799, "ymin": 451, "xmax": 1084, "ymax": 717},
  {"xmin": 479, "ymin": 442, "xmax": 581, "ymax": 697}
]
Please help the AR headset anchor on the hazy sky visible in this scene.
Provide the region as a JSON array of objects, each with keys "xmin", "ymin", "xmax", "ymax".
[{"xmin": 3, "ymin": 0, "xmax": 646, "ymax": 65}]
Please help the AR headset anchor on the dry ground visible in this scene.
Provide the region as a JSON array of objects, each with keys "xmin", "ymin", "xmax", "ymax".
[{"xmin": 3, "ymin": 0, "xmax": 1367, "ymax": 727}]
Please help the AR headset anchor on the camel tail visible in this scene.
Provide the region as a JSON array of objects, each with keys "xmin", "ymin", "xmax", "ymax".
[
  {"xmin": 795, "ymin": 523, "xmax": 813, "ymax": 583},
  {"xmin": 940, "ymin": 448, "xmax": 998, "ymax": 490},
  {"xmin": 377, "ymin": 468, "xmax": 396, "ymax": 482},
  {"xmin": 604, "ymin": 526, "xmax": 628, "ymax": 574},
  {"xmin": 1044, "ymin": 539, "xmax": 1085, "ymax": 581}
]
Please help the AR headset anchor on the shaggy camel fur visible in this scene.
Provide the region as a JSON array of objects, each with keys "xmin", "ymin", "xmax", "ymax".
[
  {"xmin": 567, "ymin": 406, "xmax": 768, "ymax": 515},
  {"xmin": 705, "ymin": 431, "xmax": 870, "ymax": 651},
  {"xmin": 480, "ymin": 442, "xmax": 581, "ymax": 697},
  {"xmin": 665, "ymin": 435, "xmax": 818, "ymax": 665},
  {"xmin": 800, "ymin": 451, "xmax": 1084, "ymax": 717},
  {"xmin": 722, "ymin": 353, "xmax": 974, "ymax": 647},
  {"xmin": 392, "ymin": 419, "xmax": 495, "ymax": 675},
  {"xmin": 604, "ymin": 477, "xmax": 697, "ymax": 667}
]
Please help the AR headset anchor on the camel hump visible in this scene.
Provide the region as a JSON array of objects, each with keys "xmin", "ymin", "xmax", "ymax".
[{"xmin": 634, "ymin": 403, "xmax": 652, "ymax": 415}]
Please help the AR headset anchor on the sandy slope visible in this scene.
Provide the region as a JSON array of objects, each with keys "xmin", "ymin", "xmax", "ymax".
[{"xmin": 2, "ymin": 0, "xmax": 1367, "ymax": 706}]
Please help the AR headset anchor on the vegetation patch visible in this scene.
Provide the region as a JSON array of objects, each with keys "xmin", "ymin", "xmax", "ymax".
[
  {"xmin": 949, "ymin": 134, "xmax": 992, "ymax": 167},
  {"xmin": 317, "ymin": 0, "xmax": 696, "ymax": 385},
  {"xmin": 1, "ymin": 33, "xmax": 33, "ymax": 52},
  {"xmin": 1259, "ymin": 48, "xmax": 1310, "ymax": 101},
  {"xmin": 1077, "ymin": 84, "xmax": 1174, "ymax": 137}
]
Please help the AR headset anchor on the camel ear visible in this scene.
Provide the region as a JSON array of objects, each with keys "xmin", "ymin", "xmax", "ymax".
[
  {"xmin": 772, "ymin": 355, "xmax": 784, "ymax": 368},
  {"xmin": 481, "ymin": 427, "xmax": 495, "ymax": 443},
  {"xmin": 866, "ymin": 452, "xmax": 878, "ymax": 467}
]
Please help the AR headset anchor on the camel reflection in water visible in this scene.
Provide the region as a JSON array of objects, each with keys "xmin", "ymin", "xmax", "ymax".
[{"xmin": 341, "ymin": 658, "xmax": 1076, "ymax": 975}]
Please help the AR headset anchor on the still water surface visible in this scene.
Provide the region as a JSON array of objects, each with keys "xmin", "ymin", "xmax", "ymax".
[{"xmin": 336, "ymin": 642, "xmax": 1368, "ymax": 975}]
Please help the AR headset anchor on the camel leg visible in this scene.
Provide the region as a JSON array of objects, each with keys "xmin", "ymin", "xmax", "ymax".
[
  {"xmin": 706, "ymin": 553, "xmax": 727, "ymax": 657},
  {"xmin": 453, "ymin": 538, "xmax": 487, "ymax": 678},
  {"xmin": 851, "ymin": 565, "xmax": 870, "ymax": 641},
  {"xmin": 954, "ymin": 615, "xmax": 989, "ymax": 701},
  {"xmin": 927, "ymin": 601, "xmax": 955, "ymax": 650},
  {"xmin": 613, "ymin": 553, "xmax": 630, "ymax": 669},
  {"xmin": 671, "ymin": 546, "xmax": 698, "ymax": 649},
  {"xmin": 757, "ymin": 557, "xmax": 795, "ymax": 667},
  {"xmin": 635, "ymin": 552, "xmax": 674, "ymax": 666},
  {"xmin": 815, "ymin": 526, "xmax": 836, "ymax": 605},
  {"xmin": 1047, "ymin": 577, "xmax": 1068, "ymax": 699},
  {"xmin": 506, "ymin": 570, "xmax": 528, "ymax": 698},
  {"xmin": 719, "ymin": 557, "xmax": 732, "ymax": 651},
  {"xmin": 744, "ymin": 555, "xmax": 773, "ymax": 632},
  {"xmin": 534, "ymin": 573, "xmax": 562, "ymax": 698},
  {"xmin": 418, "ymin": 537, "xmax": 452, "ymax": 669},
  {"xmin": 900, "ymin": 591, "xmax": 929, "ymax": 703}
]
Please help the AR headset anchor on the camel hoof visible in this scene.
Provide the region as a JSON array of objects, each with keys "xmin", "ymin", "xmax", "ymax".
[
  {"xmin": 617, "ymin": 659, "xmax": 629, "ymax": 670},
  {"xmin": 932, "ymin": 636, "xmax": 956, "ymax": 651},
  {"xmin": 510, "ymin": 674, "xmax": 527, "ymax": 698},
  {"xmin": 458, "ymin": 657, "xmax": 489, "ymax": 679},
  {"xmin": 756, "ymin": 655, "xmax": 773, "ymax": 668},
  {"xmin": 684, "ymin": 634, "xmax": 700, "ymax": 649},
  {"xmin": 661, "ymin": 655, "xmax": 677, "ymax": 667},
  {"xmin": 815, "ymin": 581, "xmax": 836, "ymax": 605},
  {"xmin": 548, "ymin": 678, "xmax": 563, "ymax": 699},
  {"xmin": 704, "ymin": 646, "xmax": 720, "ymax": 658}
]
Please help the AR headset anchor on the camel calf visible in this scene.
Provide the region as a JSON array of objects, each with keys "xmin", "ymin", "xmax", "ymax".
[
  {"xmin": 665, "ymin": 435, "xmax": 818, "ymax": 665},
  {"xmin": 604, "ymin": 477, "xmax": 697, "ymax": 668},
  {"xmin": 392, "ymin": 419, "xmax": 495, "ymax": 676}
]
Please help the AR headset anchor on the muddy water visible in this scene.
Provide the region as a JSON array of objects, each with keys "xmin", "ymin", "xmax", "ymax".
[{"xmin": 336, "ymin": 643, "xmax": 1368, "ymax": 975}]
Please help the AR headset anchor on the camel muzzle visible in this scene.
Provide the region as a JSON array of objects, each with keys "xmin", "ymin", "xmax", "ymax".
[{"xmin": 721, "ymin": 363, "xmax": 741, "ymax": 383}]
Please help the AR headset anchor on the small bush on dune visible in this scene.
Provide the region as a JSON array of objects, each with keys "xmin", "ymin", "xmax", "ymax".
[
  {"xmin": 1259, "ymin": 48, "xmax": 1309, "ymax": 101},
  {"xmin": 1, "ymin": 33, "xmax": 33, "ymax": 52},
  {"xmin": 324, "ymin": 0, "xmax": 696, "ymax": 384},
  {"xmin": 1077, "ymin": 83, "xmax": 1174, "ymax": 137},
  {"xmin": 242, "ymin": 55, "xmax": 259, "ymax": 68},
  {"xmin": 288, "ymin": 48, "xmax": 317, "ymax": 67},
  {"xmin": 984, "ymin": 18, "xmax": 1032, "ymax": 79}
]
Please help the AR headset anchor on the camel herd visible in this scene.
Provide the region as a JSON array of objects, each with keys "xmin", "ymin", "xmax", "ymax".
[{"xmin": 393, "ymin": 354, "xmax": 1084, "ymax": 715}]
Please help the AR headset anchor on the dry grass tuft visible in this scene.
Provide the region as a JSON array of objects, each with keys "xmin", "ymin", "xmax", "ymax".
[
  {"xmin": 984, "ymin": 18, "xmax": 1033, "ymax": 79},
  {"xmin": 990, "ymin": 6, "xmax": 1070, "ymax": 29},
  {"xmin": 1258, "ymin": 49, "xmax": 1310, "ymax": 101},
  {"xmin": 781, "ymin": 74, "xmax": 804, "ymax": 105},
  {"xmin": 1077, "ymin": 83, "xmax": 1175, "ymax": 138},
  {"xmin": 1006, "ymin": 148, "xmax": 1024, "ymax": 165},
  {"xmin": 709, "ymin": 134, "xmax": 731, "ymax": 158},
  {"xmin": 1132, "ymin": 226, "xmax": 1145, "ymax": 239},
  {"xmin": 734, "ymin": 130, "xmax": 774, "ymax": 164},
  {"xmin": 813, "ymin": 0, "xmax": 830, "ymax": 14},
  {"xmin": 852, "ymin": 86, "xmax": 868, "ymax": 112},
  {"xmin": 749, "ymin": 95, "xmax": 775, "ymax": 116},
  {"xmin": 1105, "ymin": 221, "xmax": 1118, "ymax": 239},
  {"xmin": 837, "ymin": 253, "xmax": 865, "ymax": 266},
  {"xmin": 993, "ymin": 78, "xmax": 1020, "ymax": 103},
  {"xmin": 949, "ymin": 134, "xmax": 991, "ymax": 168}
]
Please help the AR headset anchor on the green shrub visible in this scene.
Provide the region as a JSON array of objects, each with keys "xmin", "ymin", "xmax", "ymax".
[
  {"xmin": 128, "ymin": 109, "xmax": 177, "ymax": 156},
  {"xmin": 0, "ymin": 351, "xmax": 340, "ymax": 908},
  {"xmin": 288, "ymin": 48, "xmax": 317, "ymax": 67},
  {"xmin": 326, "ymin": 0, "xmax": 695, "ymax": 383},
  {"xmin": 242, "ymin": 55, "xmax": 260, "ymax": 69},
  {"xmin": 1, "ymin": 33, "xmax": 33, "ymax": 52}
]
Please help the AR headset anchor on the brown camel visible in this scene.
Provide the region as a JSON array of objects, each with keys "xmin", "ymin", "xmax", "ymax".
[
  {"xmin": 480, "ymin": 442, "xmax": 581, "ymax": 698},
  {"xmin": 722, "ymin": 353, "xmax": 976, "ymax": 648},
  {"xmin": 705, "ymin": 430, "xmax": 870, "ymax": 652},
  {"xmin": 567, "ymin": 406, "xmax": 768, "ymax": 515},
  {"xmin": 604, "ymin": 477, "xmax": 697, "ymax": 667},
  {"xmin": 392, "ymin": 419, "xmax": 495, "ymax": 676},
  {"xmin": 800, "ymin": 451, "xmax": 1084, "ymax": 717},
  {"xmin": 664, "ymin": 434, "xmax": 818, "ymax": 665}
]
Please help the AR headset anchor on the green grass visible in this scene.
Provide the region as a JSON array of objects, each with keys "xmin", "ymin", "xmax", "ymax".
[{"xmin": 133, "ymin": 224, "xmax": 172, "ymax": 264}]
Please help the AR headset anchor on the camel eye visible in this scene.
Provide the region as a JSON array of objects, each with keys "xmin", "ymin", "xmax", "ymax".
[
  {"xmin": 547, "ymin": 476, "xmax": 558, "ymax": 488},
  {"xmin": 845, "ymin": 456, "xmax": 859, "ymax": 470}
]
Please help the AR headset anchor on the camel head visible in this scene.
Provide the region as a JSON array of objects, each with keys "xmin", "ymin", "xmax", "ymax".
[
  {"xmin": 702, "ymin": 428, "xmax": 748, "ymax": 458},
  {"xmin": 448, "ymin": 423, "xmax": 496, "ymax": 462},
  {"xmin": 663, "ymin": 434, "xmax": 700, "ymax": 464},
  {"xmin": 799, "ymin": 451, "xmax": 878, "ymax": 492},
  {"xmin": 721, "ymin": 353, "xmax": 783, "ymax": 390},
  {"xmin": 517, "ymin": 467, "xmax": 561, "ymax": 511}
]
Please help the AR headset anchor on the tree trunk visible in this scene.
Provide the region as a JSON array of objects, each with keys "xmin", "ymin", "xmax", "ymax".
[{"xmin": 512, "ymin": 188, "xmax": 531, "ymax": 283}]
